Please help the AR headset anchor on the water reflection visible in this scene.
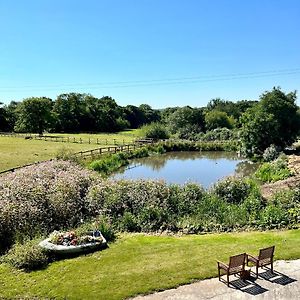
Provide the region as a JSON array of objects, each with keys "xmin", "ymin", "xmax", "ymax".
[{"xmin": 112, "ymin": 151, "xmax": 258, "ymax": 188}]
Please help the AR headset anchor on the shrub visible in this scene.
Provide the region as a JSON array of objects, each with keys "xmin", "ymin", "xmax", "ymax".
[
  {"xmin": 259, "ymin": 205, "xmax": 288, "ymax": 229},
  {"xmin": 89, "ymin": 154, "xmax": 129, "ymax": 174},
  {"xmin": 140, "ymin": 122, "xmax": 170, "ymax": 140},
  {"xmin": 2, "ymin": 239, "xmax": 49, "ymax": 271},
  {"xmin": 255, "ymin": 154, "xmax": 291, "ymax": 183},
  {"xmin": 211, "ymin": 177, "xmax": 252, "ymax": 204},
  {"xmin": 55, "ymin": 147, "xmax": 78, "ymax": 162},
  {"xmin": 262, "ymin": 144, "xmax": 280, "ymax": 162},
  {"xmin": 197, "ymin": 128, "xmax": 237, "ymax": 141},
  {"xmin": 0, "ymin": 160, "xmax": 96, "ymax": 251}
]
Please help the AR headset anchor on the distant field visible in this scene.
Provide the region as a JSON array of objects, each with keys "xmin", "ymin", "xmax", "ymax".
[{"xmin": 0, "ymin": 130, "xmax": 141, "ymax": 172}]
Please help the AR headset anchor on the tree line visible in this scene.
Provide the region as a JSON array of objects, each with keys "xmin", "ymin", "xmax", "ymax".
[
  {"xmin": 0, "ymin": 92, "xmax": 256, "ymax": 134},
  {"xmin": 0, "ymin": 87, "xmax": 299, "ymax": 156}
]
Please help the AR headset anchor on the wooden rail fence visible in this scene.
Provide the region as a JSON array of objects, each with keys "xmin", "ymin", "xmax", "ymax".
[{"xmin": 0, "ymin": 132, "xmax": 139, "ymax": 146}]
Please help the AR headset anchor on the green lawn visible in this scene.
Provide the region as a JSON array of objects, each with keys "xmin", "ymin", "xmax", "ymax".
[
  {"xmin": 0, "ymin": 230, "xmax": 299, "ymax": 300},
  {"xmin": 0, "ymin": 130, "xmax": 141, "ymax": 172}
]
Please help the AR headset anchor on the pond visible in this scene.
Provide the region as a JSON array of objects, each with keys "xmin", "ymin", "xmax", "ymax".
[{"xmin": 111, "ymin": 151, "xmax": 258, "ymax": 188}]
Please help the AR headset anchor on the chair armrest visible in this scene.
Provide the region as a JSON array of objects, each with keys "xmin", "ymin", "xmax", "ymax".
[
  {"xmin": 247, "ymin": 254, "xmax": 258, "ymax": 263},
  {"xmin": 217, "ymin": 261, "xmax": 228, "ymax": 270}
]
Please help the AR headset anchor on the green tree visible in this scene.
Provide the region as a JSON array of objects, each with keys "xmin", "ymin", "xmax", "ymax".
[
  {"xmin": 0, "ymin": 102, "xmax": 8, "ymax": 131},
  {"xmin": 167, "ymin": 106, "xmax": 205, "ymax": 136},
  {"xmin": 5, "ymin": 101, "xmax": 20, "ymax": 131},
  {"xmin": 53, "ymin": 93, "xmax": 86, "ymax": 132},
  {"xmin": 205, "ymin": 110, "xmax": 234, "ymax": 130},
  {"xmin": 240, "ymin": 87, "xmax": 300, "ymax": 156},
  {"xmin": 14, "ymin": 97, "xmax": 54, "ymax": 134}
]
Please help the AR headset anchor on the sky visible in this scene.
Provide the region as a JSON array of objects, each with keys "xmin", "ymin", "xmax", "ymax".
[{"xmin": 0, "ymin": 0, "xmax": 299, "ymax": 108}]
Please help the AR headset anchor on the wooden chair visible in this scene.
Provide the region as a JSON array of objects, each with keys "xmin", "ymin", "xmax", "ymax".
[
  {"xmin": 247, "ymin": 246, "xmax": 275, "ymax": 278},
  {"xmin": 217, "ymin": 253, "xmax": 246, "ymax": 286}
]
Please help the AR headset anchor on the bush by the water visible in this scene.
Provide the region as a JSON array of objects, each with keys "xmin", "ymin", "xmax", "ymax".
[
  {"xmin": 197, "ymin": 128, "xmax": 237, "ymax": 142},
  {"xmin": 255, "ymin": 154, "xmax": 291, "ymax": 183},
  {"xmin": 262, "ymin": 145, "xmax": 280, "ymax": 162},
  {"xmin": 140, "ymin": 122, "xmax": 170, "ymax": 140}
]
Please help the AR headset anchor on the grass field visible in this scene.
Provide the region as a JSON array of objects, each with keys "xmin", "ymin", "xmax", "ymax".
[
  {"xmin": 0, "ymin": 130, "xmax": 141, "ymax": 172},
  {"xmin": 0, "ymin": 230, "xmax": 299, "ymax": 300}
]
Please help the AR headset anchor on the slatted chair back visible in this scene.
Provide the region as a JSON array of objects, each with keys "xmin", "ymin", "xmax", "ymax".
[
  {"xmin": 229, "ymin": 253, "xmax": 246, "ymax": 272},
  {"xmin": 258, "ymin": 246, "xmax": 275, "ymax": 264}
]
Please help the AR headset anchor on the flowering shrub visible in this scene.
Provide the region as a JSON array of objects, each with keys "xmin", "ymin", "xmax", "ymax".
[{"xmin": 0, "ymin": 160, "xmax": 97, "ymax": 251}]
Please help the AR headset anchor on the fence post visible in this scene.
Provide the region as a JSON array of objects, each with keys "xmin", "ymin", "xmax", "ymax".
[
  {"xmin": 89, "ymin": 138, "xmax": 91, "ymax": 144},
  {"xmin": 97, "ymin": 138, "xmax": 99, "ymax": 144},
  {"xmin": 80, "ymin": 138, "xmax": 82, "ymax": 144},
  {"xmin": 106, "ymin": 139, "xmax": 108, "ymax": 145}
]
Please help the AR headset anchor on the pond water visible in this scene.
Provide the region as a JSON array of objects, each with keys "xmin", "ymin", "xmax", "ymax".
[{"xmin": 111, "ymin": 151, "xmax": 258, "ymax": 188}]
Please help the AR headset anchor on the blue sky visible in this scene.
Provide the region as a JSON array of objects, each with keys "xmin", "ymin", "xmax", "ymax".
[{"xmin": 0, "ymin": 0, "xmax": 299, "ymax": 108}]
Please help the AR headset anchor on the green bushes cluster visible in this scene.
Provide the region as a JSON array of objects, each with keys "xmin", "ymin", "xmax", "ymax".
[
  {"xmin": 1, "ymin": 239, "xmax": 49, "ymax": 271},
  {"xmin": 196, "ymin": 128, "xmax": 238, "ymax": 141},
  {"xmin": 255, "ymin": 154, "xmax": 291, "ymax": 183},
  {"xmin": 140, "ymin": 122, "xmax": 170, "ymax": 140}
]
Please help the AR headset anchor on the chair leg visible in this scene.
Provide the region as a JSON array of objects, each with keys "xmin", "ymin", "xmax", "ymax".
[
  {"xmin": 227, "ymin": 272, "xmax": 229, "ymax": 286},
  {"xmin": 218, "ymin": 267, "xmax": 221, "ymax": 281},
  {"xmin": 271, "ymin": 261, "xmax": 274, "ymax": 273},
  {"xmin": 256, "ymin": 264, "xmax": 259, "ymax": 278}
]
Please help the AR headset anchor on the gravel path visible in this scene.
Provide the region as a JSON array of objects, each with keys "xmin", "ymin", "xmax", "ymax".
[{"xmin": 132, "ymin": 259, "xmax": 300, "ymax": 300}]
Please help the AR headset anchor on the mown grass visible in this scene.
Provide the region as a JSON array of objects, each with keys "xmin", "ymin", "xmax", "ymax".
[
  {"xmin": 0, "ymin": 230, "xmax": 299, "ymax": 300},
  {"xmin": 0, "ymin": 130, "xmax": 141, "ymax": 172}
]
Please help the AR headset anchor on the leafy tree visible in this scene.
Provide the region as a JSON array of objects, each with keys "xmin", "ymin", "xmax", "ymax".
[
  {"xmin": 138, "ymin": 104, "xmax": 160, "ymax": 124},
  {"xmin": 123, "ymin": 105, "xmax": 144, "ymax": 128},
  {"xmin": 240, "ymin": 87, "xmax": 300, "ymax": 156},
  {"xmin": 205, "ymin": 110, "xmax": 234, "ymax": 130},
  {"xmin": 83, "ymin": 95, "xmax": 123, "ymax": 132},
  {"xmin": 5, "ymin": 101, "xmax": 20, "ymax": 131},
  {"xmin": 14, "ymin": 97, "xmax": 54, "ymax": 134},
  {"xmin": 240, "ymin": 107, "xmax": 279, "ymax": 156},
  {"xmin": 207, "ymin": 98, "xmax": 257, "ymax": 123},
  {"xmin": 167, "ymin": 106, "xmax": 205, "ymax": 136},
  {"xmin": 52, "ymin": 93, "xmax": 86, "ymax": 132},
  {"xmin": 259, "ymin": 87, "xmax": 299, "ymax": 147},
  {"xmin": 0, "ymin": 102, "xmax": 8, "ymax": 131}
]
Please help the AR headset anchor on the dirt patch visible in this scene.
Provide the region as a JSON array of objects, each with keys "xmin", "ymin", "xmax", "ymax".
[{"xmin": 260, "ymin": 155, "xmax": 300, "ymax": 199}]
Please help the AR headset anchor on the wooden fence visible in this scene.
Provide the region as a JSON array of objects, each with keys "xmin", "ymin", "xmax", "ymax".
[
  {"xmin": 72, "ymin": 142, "xmax": 150, "ymax": 159},
  {"xmin": 0, "ymin": 132, "xmax": 137, "ymax": 146}
]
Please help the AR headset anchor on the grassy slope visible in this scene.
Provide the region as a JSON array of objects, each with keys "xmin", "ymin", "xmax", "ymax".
[
  {"xmin": 0, "ymin": 130, "xmax": 141, "ymax": 172},
  {"xmin": 0, "ymin": 230, "xmax": 299, "ymax": 300}
]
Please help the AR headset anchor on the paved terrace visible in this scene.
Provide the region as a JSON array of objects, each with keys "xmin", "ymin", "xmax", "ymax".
[{"xmin": 133, "ymin": 259, "xmax": 300, "ymax": 300}]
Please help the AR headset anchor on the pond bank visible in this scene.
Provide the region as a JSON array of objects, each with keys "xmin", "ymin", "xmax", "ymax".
[{"xmin": 261, "ymin": 155, "xmax": 300, "ymax": 199}]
